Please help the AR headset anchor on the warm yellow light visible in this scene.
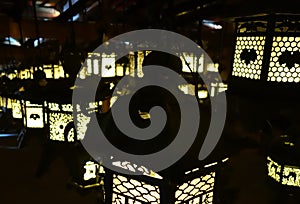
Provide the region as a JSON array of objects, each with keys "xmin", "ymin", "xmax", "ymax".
[
  {"xmin": 284, "ymin": 142, "xmax": 295, "ymax": 146},
  {"xmin": 175, "ymin": 172, "xmax": 215, "ymax": 204},
  {"xmin": 204, "ymin": 162, "xmax": 217, "ymax": 168},
  {"xmin": 102, "ymin": 53, "xmax": 116, "ymax": 77},
  {"xmin": 12, "ymin": 100, "xmax": 22, "ymax": 119},
  {"xmin": 53, "ymin": 63, "xmax": 65, "ymax": 79},
  {"xmin": 24, "ymin": 101, "xmax": 44, "ymax": 128},
  {"xmin": 268, "ymin": 36, "xmax": 300, "ymax": 83},
  {"xmin": 49, "ymin": 112, "xmax": 74, "ymax": 141},
  {"xmin": 93, "ymin": 59, "xmax": 99, "ymax": 75},
  {"xmin": 87, "ymin": 59, "xmax": 92, "ymax": 74},
  {"xmin": 112, "ymin": 160, "xmax": 162, "ymax": 179},
  {"xmin": 232, "ymin": 36, "xmax": 265, "ymax": 79},
  {"xmin": 83, "ymin": 161, "xmax": 99, "ymax": 181},
  {"xmin": 198, "ymin": 90, "xmax": 208, "ymax": 99},
  {"xmin": 267, "ymin": 157, "xmax": 281, "ymax": 182},
  {"xmin": 113, "ymin": 174, "xmax": 160, "ymax": 203},
  {"xmin": 282, "ymin": 166, "xmax": 300, "ymax": 187},
  {"xmin": 76, "ymin": 113, "xmax": 90, "ymax": 140}
]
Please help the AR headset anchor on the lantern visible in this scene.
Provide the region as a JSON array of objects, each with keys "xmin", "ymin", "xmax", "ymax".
[
  {"xmin": 11, "ymin": 98, "xmax": 23, "ymax": 119},
  {"xmin": 69, "ymin": 159, "xmax": 105, "ymax": 190},
  {"xmin": 267, "ymin": 134, "xmax": 300, "ymax": 188},
  {"xmin": 47, "ymin": 102, "xmax": 75, "ymax": 142},
  {"xmin": 229, "ymin": 14, "xmax": 300, "ymax": 96},
  {"xmin": 23, "ymin": 101, "xmax": 46, "ymax": 128},
  {"xmin": 104, "ymin": 158, "xmax": 228, "ymax": 204}
]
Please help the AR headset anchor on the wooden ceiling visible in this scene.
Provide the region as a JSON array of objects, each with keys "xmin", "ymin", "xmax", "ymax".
[{"xmin": 0, "ymin": 0, "xmax": 299, "ymax": 67}]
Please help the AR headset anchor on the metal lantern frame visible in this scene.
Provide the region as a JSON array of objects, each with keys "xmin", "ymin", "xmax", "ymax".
[
  {"xmin": 229, "ymin": 14, "xmax": 300, "ymax": 97},
  {"xmin": 103, "ymin": 159, "xmax": 228, "ymax": 204}
]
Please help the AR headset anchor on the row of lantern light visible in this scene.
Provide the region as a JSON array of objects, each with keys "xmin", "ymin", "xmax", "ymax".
[
  {"xmin": 0, "ymin": 49, "xmax": 228, "ymax": 202},
  {"xmin": 0, "ymin": 93, "xmax": 230, "ymax": 203}
]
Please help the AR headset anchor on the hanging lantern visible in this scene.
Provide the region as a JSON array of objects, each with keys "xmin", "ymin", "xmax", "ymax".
[{"xmin": 229, "ymin": 14, "xmax": 300, "ymax": 96}]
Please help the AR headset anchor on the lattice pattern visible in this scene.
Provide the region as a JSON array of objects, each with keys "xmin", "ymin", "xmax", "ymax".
[
  {"xmin": 112, "ymin": 174, "xmax": 160, "ymax": 203},
  {"xmin": 282, "ymin": 166, "xmax": 300, "ymax": 187},
  {"xmin": 112, "ymin": 161, "xmax": 162, "ymax": 179},
  {"xmin": 232, "ymin": 36, "xmax": 265, "ymax": 79},
  {"xmin": 48, "ymin": 102, "xmax": 60, "ymax": 111},
  {"xmin": 267, "ymin": 157, "xmax": 282, "ymax": 182},
  {"xmin": 275, "ymin": 20, "xmax": 300, "ymax": 33},
  {"xmin": 175, "ymin": 172, "xmax": 215, "ymax": 204},
  {"xmin": 268, "ymin": 36, "xmax": 300, "ymax": 82},
  {"xmin": 62, "ymin": 104, "xmax": 73, "ymax": 112},
  {"xmin": 76, "ymin": 113, "xmax": 90, "ymax": 140},
  {"xmin": 237, "ymin": 21, "xmax": 267, "ymax": 33},
  {"xmin": 6, "ymin": 98, "xmax": 12, "ymax": 109},
  {"xmin": 49, "ymin": 112, "xmax": 74, "ymax": 141}
]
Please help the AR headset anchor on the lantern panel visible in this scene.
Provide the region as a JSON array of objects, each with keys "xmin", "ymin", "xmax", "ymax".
[
  {"xmin": 112, "ymin": 174, "xmax": 160, "ymax": 204},
  {"xmin": 268, "ymin": 36, "xmax": 300, "ymax": 83},
  {"xmin": 267, "ymin": 156, "xmax": 282, "ymax": 183},
  {"xmin": 232, "ymin": 36, "xmax": 265, "ymax": 80},
  {"xmin": 282, "ymin": 166, "xmax": 300, "ymax": 187},
  {"xmin": 83, "ymin": 161, "xmax": 100, "ymax": 181},
  {"xmin": 102, "ymin": 53, "xmax": 116, "ymax": 77},
  {"xmin": 175, "ymin": 172, "xmax": 215, "ymax": 204},
  {"xmin": 25, "ymin": 102, "xmax": 45, "ymax": 128},
  {"xmin": 49, "ymin": 112, "xmax": 74, "ymax": 142}
]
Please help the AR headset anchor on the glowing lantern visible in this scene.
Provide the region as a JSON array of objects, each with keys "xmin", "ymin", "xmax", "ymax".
[
  {"xmin": 230, "ymin": 14, "xmax": 300, "ymax": 94},
  {"xmin": 70, "ymin": 159, "xmax": 105, "ymax": 189},
  {"xmin": 267, "ymin": 134, "xmax": 300, "ymax": 188},
  {"xmin": 47, "ymin": 102, "xmax": 75, "ymax": 142},
  {"xmin": 104, "ymin": 158, "xmax": 228, "ymax": 204},
  {"xmin": 23, "ymin": 101, "xmax": 46, "ymax": 128},
  {"xmin": 11, "ymin": 98, "xmax": 23, "ymax": 119}
]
